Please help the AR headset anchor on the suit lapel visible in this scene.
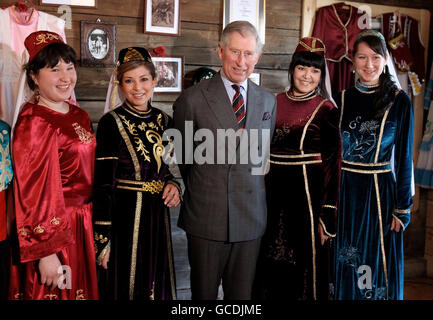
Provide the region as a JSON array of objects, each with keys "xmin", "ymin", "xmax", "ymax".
[{"xmin": 203, "ymin": 73, "xmax": 239, "ymax": 130}]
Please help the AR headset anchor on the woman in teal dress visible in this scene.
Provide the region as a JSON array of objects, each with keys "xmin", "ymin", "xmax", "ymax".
[{"xmin": 333, "ymin": 30, "xmax": 414, "ymax": 300}]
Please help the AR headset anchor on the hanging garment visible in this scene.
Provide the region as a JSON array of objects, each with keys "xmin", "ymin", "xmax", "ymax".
[
  {"xmin": 0, "ymin": 6, "xmax": 66, "ymax": 125},
  {"xmin": 380, "ymin": 12, "xmax": 425, "ymax": 96},
  {"xmin": 312, "ymin": 3, "xmax": 366, "ymax": 96},
  {"xmin": 415, "ymin": 62, "xmax": 433, "ymax": 187}
]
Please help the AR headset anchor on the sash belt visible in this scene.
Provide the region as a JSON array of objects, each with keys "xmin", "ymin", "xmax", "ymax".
[
  {"xmin": 342, "ymin": 160, "xmax": 392, "ymax": 174},
  {"xmin": 270, "ymin": 153, "xmax": 322, "ymax": 165},
  {"xmin": 116, "ymin": 178, "xmax": 165, "ymax": 194}
]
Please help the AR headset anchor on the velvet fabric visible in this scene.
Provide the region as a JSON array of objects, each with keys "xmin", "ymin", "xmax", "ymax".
[
  {"xmin": 93, "ymin": 102, "xmax": 177, "ymax": 300},
  {"xmin": 9, "ymin": 102, "xmax": 99, "ymax": 300},
  {"xmin": 333, "ymin": 82, "xmax": 414, "ymax": 300},
  {"xmin": 253, "ymin": 91, "xmax": 341, "ymax": 300}
]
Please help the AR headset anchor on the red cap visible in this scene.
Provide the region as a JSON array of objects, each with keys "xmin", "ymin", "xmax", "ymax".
[
  {"xmin": 294, "ymin": 37, "xmax": 325, "ymax": 57},
  {"xmin": 25, "ymin": 31, "xmax": 64, "ymax": 63}
]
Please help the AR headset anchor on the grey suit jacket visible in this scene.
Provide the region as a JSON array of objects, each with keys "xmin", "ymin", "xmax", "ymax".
[{"xmin": 173, "ymin": 73, "xmax": 277, "ymax": 242}]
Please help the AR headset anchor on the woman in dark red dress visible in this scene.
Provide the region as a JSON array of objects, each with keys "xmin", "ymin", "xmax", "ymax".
[
  {"xmin": 8, "ymin": 31, "xmax": 98, "ymax": 300},
  {"xmin": 254, "ymin": 37, "xmax": 341, "ymax": 300}
]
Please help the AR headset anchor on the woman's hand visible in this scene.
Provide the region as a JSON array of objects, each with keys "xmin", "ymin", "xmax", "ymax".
[
  {"xmin": 318, "ymin": 223, "xmax": 330, "ymax": 246},
  {"xmin": 162, "ymin": 184, "xmax": 180, "ymax": 207},
  {"xmin": 390, "ymin": 216, "xmax": 402, "ymax": 232},
  {"xmin": 38, "ymin": 253, "xmax": 62, "ymax": 290}
]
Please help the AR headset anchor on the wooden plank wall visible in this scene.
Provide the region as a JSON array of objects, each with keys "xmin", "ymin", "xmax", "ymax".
[{"xmin": 0, "ymin": 0, "xmax": 301, "ymax": 125}]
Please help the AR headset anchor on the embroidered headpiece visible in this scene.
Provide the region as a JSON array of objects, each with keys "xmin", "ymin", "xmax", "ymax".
[
  {"xmin": 118, "ymin": 47, "xmax": 152, "ymax": 65},
  {"xmin": 25, "ymin": 31, "xmax": 64, "ymax": 63},
  {"xmin": 294, "ymin": 37, "xmax": 326, "ymax": 57}
]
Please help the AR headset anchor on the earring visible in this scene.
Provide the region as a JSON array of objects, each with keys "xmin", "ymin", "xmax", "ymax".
[{"xmin": 34, "ymin": 87, "xmax": 40, "ymax": 103}]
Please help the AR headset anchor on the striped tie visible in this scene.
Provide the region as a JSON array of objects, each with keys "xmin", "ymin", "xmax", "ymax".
[{"xmin": 232, "ymin": 84, "xmax": 246, "ymax": 128}]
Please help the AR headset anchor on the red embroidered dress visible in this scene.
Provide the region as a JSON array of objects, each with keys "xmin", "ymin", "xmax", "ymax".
[{"xmin": 9, "ymin": 102, "xmax": 99, "ymax": 300}]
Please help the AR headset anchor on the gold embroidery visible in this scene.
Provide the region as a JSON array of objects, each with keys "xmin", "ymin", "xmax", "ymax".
[
  {"xmin": 94, "ymin": 221, "xmax": 112, "ymax": 225},
  {"xmin": 322, "ymin": 205, "xmax": 337, "ymax": 210},
  {"xmin": 123, "ymin": 48, "xmax": 146, "ymax": 63},
  {"xmin": 119, "ymin": 114, "xmax": 138, "ymax": 135},
  {"xmin": 35, "ymin": 33, "xmax": 61, "ymax": 45},
  {"xmin": 138, "ymin": 122, "xmax": 147, "ymax": 131},
  {"xmin": 146, "ymin": 130, "xmax": 164, "ymax": 173},
  {"xmin": 50, "ymin": 217, "xmax": 60, "ymax": 226},
  {"xmin": 157, "ymin": 113, "xmax": 163, "ymax": 129},
  {"xmin": 116, "ymin": 180, "xmax": 164, "ymax": 194},
  {"xmin": 134, "ymin": 137, "xmax": 151, "ymax": 162},
  {"xmin": 19, "ymin": 227, "xmax": 30, "ymax": 237},
  {"xmin": 342, "ymin": 167, "xmax": 392, "ymax": 174},
  {"xmin": 394, "ymin": 208, "xmax": 410, "ymax": 214},
  {"xmin": 267, "ymin": 212, "xmax": 296, "ymax": 264},
  {"xmin": 94, "ymin": 232, "xmax": 108, "ymax": 244},
  {"xmin": 76, "ymin": 289, "xmax": 86, "ymax": 300},
  {"xmin": 343, "ymin": 160, "xmax": 391, "ymax": 167},
  {"xmin": 130, "ymin": 191, "xmax": 143, "ymax": 300},
  {"xmin": 97, "ymin": 241, "xmax": 111, "ymax": 265},
  {"xmin": 96, "ymin": 157, "xmax": 119, "ymax": 160},
  {"xmin": 34, "ymin": 225, "xmax": 45, "ymax": 234},
  {"xmin": 150, "ymin": 281, "xmax": 155, "ymax": 300},
  {"xmin": 43, "ymin": 293, "xmax": 59, "ymax": 300},
  {"xmin": 148, "ymin": 122, "xmax": 158, "ymax": 130},
  {"xmin": 72, "ymin": 123, "xmax": 94, "ymax": 144},
  {"xmin": 14, "ymin": 292, "xmax": 23, "ymax": 300}
]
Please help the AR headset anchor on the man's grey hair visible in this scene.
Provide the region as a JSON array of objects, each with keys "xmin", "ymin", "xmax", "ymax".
[{"xmin": 219, "ymin": 20, "xmax": 263, "ymax": 53}]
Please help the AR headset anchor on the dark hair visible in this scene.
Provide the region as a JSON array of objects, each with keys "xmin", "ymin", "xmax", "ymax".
[
  {"xmin": 25, "ymin": 42, "xmax": 77, "ymax": 90},
  {"xmin": 116, "ymin": 60, "xmax": 156, "ymax": 83},
  {"xmin": 353, "ymin": 35, "xmax": 398, "ymax": 118},
  {"xmin": 288, "ymin": 51, "xmax": 329, "ymax": 100}
]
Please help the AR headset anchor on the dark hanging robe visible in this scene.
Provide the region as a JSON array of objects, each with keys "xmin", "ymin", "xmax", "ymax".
[
  {"xmin": 312, "ymin": 3, "xmax": 365, "ymax": 96},
  {"xmin": 93, "ymin": 102, "xmax": 178, "ymax": 300},
  {"xmin": 254, "ymin": 91, "xmax": 341, "ymax": 300},
  {"xmin": 333, "ymin": 81, "xmax": 414, "ymax": 300}
]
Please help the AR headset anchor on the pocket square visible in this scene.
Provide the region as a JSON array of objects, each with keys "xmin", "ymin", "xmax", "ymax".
[{"xmin": 262, "ymin": 112, "xmax": 271, "ymax": 120}]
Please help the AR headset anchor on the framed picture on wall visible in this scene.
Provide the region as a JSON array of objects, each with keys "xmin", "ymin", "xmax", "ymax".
[
  {"xmin": 144, "ymin": 0, "xmax": 180, "ymax": 36},
  {"xmin": 40, "ymin": 0, "xmax": 97, "ymax": 7},
  {"xmin": 153, "ymin": 57, "xmax": 183, "ymax": 93},
  {"xmin": 80, "ymin": 21, "xmax": 116, "ymax": 67},
  {"xmin": 223, "ymin": 0, "xmax": 265, "ymax": 43}
]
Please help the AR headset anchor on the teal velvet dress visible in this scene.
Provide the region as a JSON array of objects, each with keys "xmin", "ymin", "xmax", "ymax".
[{"xmin": 333, "ymin": 81, "xmax": 414, "ymax": 300}]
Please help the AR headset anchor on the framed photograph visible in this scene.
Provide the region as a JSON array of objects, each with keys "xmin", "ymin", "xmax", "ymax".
[
  {"xmin": 144, "ymin": 0, "xmax": 180, "ymax": 36},
  {"xmin": 153, "ymin": 57, "xmax": 183, "ymax": 93},
  {"xmin": 223, "ymin": 0, "xmax": 266, "ymax": 44},
  {"xmin": 40, "ymin": 0, "xmax": 97, "ymax": 7},
  {"xmin": 80, "ymin": 21, "xmax": 116, "ymax": 67},
  {"xmin": 249, "ymin": 72, "xmax": 261, "ymax": 86}
]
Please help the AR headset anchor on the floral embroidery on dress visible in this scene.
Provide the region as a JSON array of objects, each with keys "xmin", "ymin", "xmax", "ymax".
[
  {"xmin": 362, "ymin": 285, "xmax": 387, "ymax": 300},
  {"xmin": 72, "ymin": 123, "xmax": 94, "ymax": 144},
  {"xmin": 342, "ymin": 116, "xmax": 379, "ymax": 159},
  {"xmin": 267, "ymin": 211, "xmax": 296, "ymax": 264},
  {"xmin": 337, "ymin": 245, "xmax": 360, "ymax": 268}
]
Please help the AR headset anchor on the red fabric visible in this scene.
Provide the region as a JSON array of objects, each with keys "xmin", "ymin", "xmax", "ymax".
[
  {"xmin": 9, "ymin": 102, "xmax": 98, "ymax": 300},
  {"xmin": 0, "ymin": 191, "xmax": 5, "ymax": 241},
  {"xmin": 295, "ymin": 37, "xmax": 325, "ymax": 57},
  {"xmin": 381, "ymin": 13, "xmax": 425, "ymax": 82},
  {"xmin": 24, "ymin": 30, "xmax": 64, "ymax": 63}
]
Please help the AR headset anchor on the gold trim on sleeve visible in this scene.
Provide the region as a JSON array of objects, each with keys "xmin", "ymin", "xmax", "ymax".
[
  {"xmin": 392, "ymin": 214, "xmax": 406, "ymax": 231},
  {"xmin": 319, "ymin": 218, "xmax": 336, "ymax": 238},
  {"xmin": 94, "ymin": 221, "xmax": 112, "ymax": 225},
  {"xmin": 96, "ymin": 157, "xmax": 119, "ymax": 160},
  {"xmin": 322, "ymin": 205, "xmax": 337, "ymax": 210},
  {"xmin": 394, "ymin": 208, "xmax": 410, "ymax": 214}
]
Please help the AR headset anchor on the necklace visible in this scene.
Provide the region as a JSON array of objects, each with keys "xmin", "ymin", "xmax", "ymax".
[{"xmin": 285, "ymin": 89, "xmax": 317, "ymax": 101}]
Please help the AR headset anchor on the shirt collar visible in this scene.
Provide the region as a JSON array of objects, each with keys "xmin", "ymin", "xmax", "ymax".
[{"xmin": 220, "ymin": 69, "xmax": 249, "ymax": 92}]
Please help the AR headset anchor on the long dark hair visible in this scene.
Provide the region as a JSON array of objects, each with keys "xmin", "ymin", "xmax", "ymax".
[
  {"xmin": 25, "ymin": 42, "xmax": 77, "ymax": 90},
  {"xmin": 353, "ymin": 35, "xmax": 398, "ymax": 118},
  {"xmin": 288, "ymin": 51, "xmax": 329, "ymax": 100}
]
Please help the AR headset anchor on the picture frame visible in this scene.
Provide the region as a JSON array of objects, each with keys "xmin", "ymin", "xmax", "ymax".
[
  {"xmin": 80, "ymin": 21, "xmax": 116, "ymax": 67},
  {"xmin": 223, "ymin": 0, "xmax": 266, "ymax": 44},
  {"xmin": 39, "ymin": 0, "xmax": 97, "ymax": 8},
  {"xmin": 153, "ymin": 56, "xmax": 183, "ymax": 93},
  {"xmin": 144, "ymin": 0, "xmax": 180, "ymax": 36}
]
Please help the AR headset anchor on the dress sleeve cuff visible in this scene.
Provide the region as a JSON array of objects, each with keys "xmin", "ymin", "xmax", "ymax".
[
  {"xmin": 319, "ymin": 217, "xmax": 336, "ymax": 238},
  {"xmin": 96, "ymin": 240, "xmax": 111, "ymax": 265}
]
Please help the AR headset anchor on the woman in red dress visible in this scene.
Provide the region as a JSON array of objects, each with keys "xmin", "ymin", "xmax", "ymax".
[{"xmin": 8, "ymin": 31, "xmax": 98, "ymax": 300}]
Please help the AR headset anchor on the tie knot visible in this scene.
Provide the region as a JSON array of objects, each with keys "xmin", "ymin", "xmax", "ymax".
[{"xmin": 232, "ymin": 84, "xmax": 241, "ymax": 93}]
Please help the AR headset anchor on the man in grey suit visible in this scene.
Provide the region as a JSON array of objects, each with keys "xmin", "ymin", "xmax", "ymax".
[{"xmin": 173, "ymin": 20, "xmax": 277, "ymax": 300}]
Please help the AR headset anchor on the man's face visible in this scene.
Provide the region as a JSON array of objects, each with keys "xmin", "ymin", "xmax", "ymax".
[{"xmin": 218, "ymin": 32, "xmax": 261, "ymax": 85}]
